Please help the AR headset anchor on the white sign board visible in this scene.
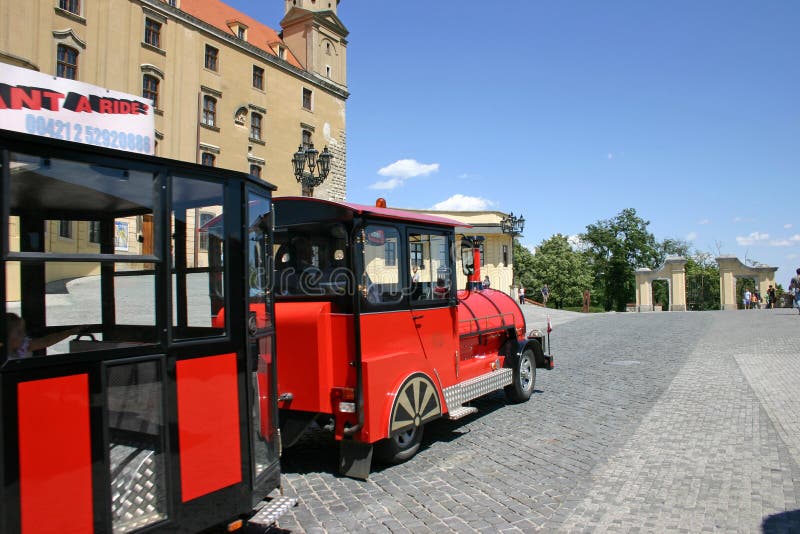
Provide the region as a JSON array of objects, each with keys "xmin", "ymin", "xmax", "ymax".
[{"xmin": 0, "ymin": 63, "xmax": 155, "ymax": 155}]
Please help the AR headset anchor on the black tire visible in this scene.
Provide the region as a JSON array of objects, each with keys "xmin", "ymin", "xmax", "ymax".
[
  {"xmin": 375, "ymin": 373, "xmax": 440, "ymax": 464},
  {"xmin": 504, "ymin": 347, "xmax": 536, "ymax": 403},
  {"xmin": 375, "ymin": 424, "xmax": 424, "ymax": 464}
]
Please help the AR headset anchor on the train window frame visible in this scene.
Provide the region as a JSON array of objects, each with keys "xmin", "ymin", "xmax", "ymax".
[{"xmin": 406, "ymin": 226, "xmax": 455, "ymax": 308}]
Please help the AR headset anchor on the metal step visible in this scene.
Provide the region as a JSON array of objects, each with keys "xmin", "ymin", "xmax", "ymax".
[
  {"xmin": 447, "ymin": 406, "xmax": 478, "ymax": 420},
  {"xmin": 248, "ymin": 496, "xmax": 297, "ymax": 528},
  {"xmin": 443, "ymin": 368, "xmax": 513, "ymax": 411}
]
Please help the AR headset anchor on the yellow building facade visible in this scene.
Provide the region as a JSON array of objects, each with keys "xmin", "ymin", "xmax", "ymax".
[{"xmin": 2, "ymin": 0, "xmax": 349, "ymax": 301}]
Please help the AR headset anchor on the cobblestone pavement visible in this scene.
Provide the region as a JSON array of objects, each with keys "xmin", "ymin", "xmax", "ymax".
[{"xmin": 275, "ymin": 309, "xmax": 800, "ymax": 533}]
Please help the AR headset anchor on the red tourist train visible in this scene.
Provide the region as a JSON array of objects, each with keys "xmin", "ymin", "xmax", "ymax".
[
  {"xmin": 271, "ymin": 197, "xmax": 553, "ymax": 479},
  {"xmin": 0, "ymin": 131, "xmax": 293, "ymax": 533}
]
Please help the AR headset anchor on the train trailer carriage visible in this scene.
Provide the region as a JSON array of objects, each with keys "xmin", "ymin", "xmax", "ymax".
[
  {"xmin": 0, "ymin": 131, "xmax": 294, "ymax": 533},
  {"xmin": 272, "ymin": 197, "xmax": 554, "ymax": 479}
]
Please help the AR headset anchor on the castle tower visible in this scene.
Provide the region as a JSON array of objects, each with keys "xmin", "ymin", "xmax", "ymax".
[
  {"xmin": 285, "ymin": 0, "xmax": 339, "ymax": 16},
  {"xmin": 281, "ymin": 0, "xmax": 347, "ymax": 88}
]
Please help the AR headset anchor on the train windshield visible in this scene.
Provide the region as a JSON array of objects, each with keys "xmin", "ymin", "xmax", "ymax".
[{"xmin": 273, "ymin": 223, "xmax": 351, "ymax": 298}]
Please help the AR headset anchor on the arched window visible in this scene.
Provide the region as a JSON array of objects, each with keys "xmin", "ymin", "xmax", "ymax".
[
  {"xmin": 142, "ymin": 75, "xmax": 159, "ymax": 108},
  {"xmin": 202, "ymin": 96, "xmax": 216, "ymax": 127},
  {"xmin": 250, "ymin": 113, "xmax": 262, "ymax": 141},
  {"xmin": 56, "ymin": 44, "xmax": 78, "ymax": 80}
]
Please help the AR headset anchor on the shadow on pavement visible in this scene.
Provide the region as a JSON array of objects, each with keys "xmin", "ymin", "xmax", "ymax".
[
  {"xmin": 762, "ymin": 509, "xmax": 800, "ymax": 533},
  {"xmin": 280, "ymin": 390, "xmax": 534, "ymax": 477}
]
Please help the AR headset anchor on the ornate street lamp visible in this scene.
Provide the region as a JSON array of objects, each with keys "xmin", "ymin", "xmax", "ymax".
[
  {"xmin": 292, "ymin": 143, "xmax": 333, "ymax": 196},
  {"xmin": 500, "ymin": 212, "xmax": 525, "ymax": 236},
  {"xmin": 500, "ymin": 212, "xmax": 525, "ymax": 290}
]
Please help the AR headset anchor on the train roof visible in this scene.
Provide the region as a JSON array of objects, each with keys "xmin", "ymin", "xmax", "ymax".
[{"xmin": 274, "ymin": 196, "xmax": 468, "ymax": 228}]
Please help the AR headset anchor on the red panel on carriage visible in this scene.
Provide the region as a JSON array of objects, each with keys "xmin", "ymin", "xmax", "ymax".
[
  {"xmin": 18, "ymin": 374, "xmax": 94, "ymax": 534},
  {"xmin": 177, "ymin": 353, "xmax": 242, "ymax": 502}
]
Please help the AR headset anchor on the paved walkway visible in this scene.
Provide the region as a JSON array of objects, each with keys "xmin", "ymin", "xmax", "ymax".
[{"xmin": 276, "ymin": 309, "xmax": 800, "ymax": 533}]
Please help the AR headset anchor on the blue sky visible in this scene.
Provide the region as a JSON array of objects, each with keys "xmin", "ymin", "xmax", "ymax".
[{"xmin": 229, "ymin": 0, "xmax": 799, "ymax": 281}]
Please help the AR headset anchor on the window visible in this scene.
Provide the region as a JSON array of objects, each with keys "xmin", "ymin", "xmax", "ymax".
[
  {"xmin": 479, "ymin": 243, "xmax": 485, "ymax": 267},
  {"xmin": 142, "ymin": 75, "xmax": 159, "ymax": 108},
  {"xmin": 56, "ymin": 44, "xmax": 78, "ymax": 80},
  {"xmin": 59, "ymin": 220, "xmax": 72, "ymax": 238},
  {"xmin": 252, "ymin": 65, "xmax": 264, "ymax": 90},
  {"xmin": 250, "ymin": 113, "xmax": 262, "ymax": 141},
  {"xmin": 59, "ymin": 0, "xmax": 80, "ymax": 14},
  {"xmin": 201, "ymin": 153, "xmax": 215, "ymax": 167},
  {"xmin": 410, "ymin": 242, "xmax": 423, "ymax": 269},
  {"xmin": 172, "ymin": 177, "xmax": 225, "ymax": 336},
  {"xmin": 249, "ymin": 164, "xmax": 261, "ymax": 178},
  {"xmin": 277, "ymin": 46, "xmax": 286, "ymax": 60},
  {"xmin": 237, "ymin": 27, "xmax": 246, "ymax": 39},
  {"xmin": 302, "ymin": 88, "xmax": 312, "ymax": 110},
  {"xmin": 361, "ymin": 226, "xmax": 402, "ymax": 305},
  {"xmin": 301, "ymin": 129, "xmax": 312, "ymax": 149},
  {"xmin": 89, "ymin": 221, "xmax": 101, "ymax": 244},
  {"xmin": 144, "ymin": 18, "xmax": 161, "ymax": 48},
  {"xmin": 409, "ymin": 233, "xmax": 451, "ymax": 301},
  {"xmin": 325, "ymin": 42, "xmax": 331, "ymax": 55},
  {"xmin": 202, "ymin": 95, "xmax": 216, "ymax": 127},
  {"xmin": 205, "ymin": 45, "xmax": 218, "ymax": 71},
  {"xmin": 198, "ymin": 212, "xmax": 214, "ymax": 251},
  {"xmin": 502, "ymin": 244, "xmax": 508, "ymax": 267},
  {"xmin": 326, "ymin": 65, "xmax": 331, "ymax": 78},
  {"xmin": 385, "ymin": 241, "xmax": 396, "ymax": 266}
]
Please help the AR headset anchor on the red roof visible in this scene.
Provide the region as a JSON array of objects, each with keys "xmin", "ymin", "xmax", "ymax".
[
  {"xmin": 180, "ymin": 0, "xmax": 304, "ymax": 69},
  {"xmin": 275, "ymin": 197, "xmax": 470, "ymax": 228}
]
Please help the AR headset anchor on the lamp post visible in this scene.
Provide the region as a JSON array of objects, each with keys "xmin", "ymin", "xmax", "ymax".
[
  {"xmin": 292, "ymin": 143, "xmax": 333, "ymax": 197},
  {"xmin": 500, "ymin": 212, "xmax": 525, "ymax": 292}
]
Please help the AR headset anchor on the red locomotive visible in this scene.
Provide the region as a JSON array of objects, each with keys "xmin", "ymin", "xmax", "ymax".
[{"xmin": 273, "ymin": 197, "xmax": 553, "ymax": 479}]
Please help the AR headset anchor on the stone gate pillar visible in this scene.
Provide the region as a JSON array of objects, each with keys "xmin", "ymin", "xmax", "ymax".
[
  {"xmin": 665, "ymin": 257, "xmax": 687, "ymax": 311},
  {"xmin": 635, "ymin": 269, "xmax": 653, "ymax": 312}
]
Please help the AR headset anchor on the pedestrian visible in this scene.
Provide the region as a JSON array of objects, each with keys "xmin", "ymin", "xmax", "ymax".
[
  {"xmin": 518, "ymin": 286, "xmax": 525, "ymax": 305},
  {"xmin": 3, "ymin": 313, "xmax": 82, "ymax": 360},
  {"xmin": 767, "ymin": 285, "xmax": 776, "ymax": 309},
  {"xmin": 482, "ymin": 275, "xmax": 491, "ymax": 289},
  {"xmin": 743, "ymin": 288, "xmax": 751, "ymax": 310},
  {"xmin": 752, "ymin": 290, "xmax": 760, "ymax": 310},
  {"xmin": 790, "ymin": 268, "xmax": 800, "ymax": 315},
  {"xmin": 541, "ymin": 284, "xmax": 550, "ymax": 307}
]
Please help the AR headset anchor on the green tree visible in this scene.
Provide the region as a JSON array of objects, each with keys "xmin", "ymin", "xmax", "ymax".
[
  {"xmin": 582, "ymin": 208, "xmax": 660, "ymax": 312},
  {"xmin": 519, "ymin": 234, "xmax": 593, "ymax": 308},
  {"xmin": 684, "ymin": 251, "xmax": 720, "ymax": 310}
]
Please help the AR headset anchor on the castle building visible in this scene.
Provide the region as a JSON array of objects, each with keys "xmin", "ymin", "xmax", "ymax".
[
  {"xmin": 1, "ymin": 0, "xmax": 349, "ymax": 300},
  {"xmin": 0, "ymin": 0, "xmax": 349, "ymax": 200}
]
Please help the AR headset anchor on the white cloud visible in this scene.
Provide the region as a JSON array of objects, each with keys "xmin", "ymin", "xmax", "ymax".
[
  {"xmin": 784, "ymin": 223, "xmax": 793, "ymax": 229},
  {"xmin": 698, "ymin": 219, "xmax": 710, "ymax": 225},
  {"xmin": 369, "ymin": 159, "xmax": 440, "ymax": 190},
  {"xmin": 736, "ymin": 232, "xmax": 769, "ymax": 246},
  {"xmin": 567, "ymin": 234, "xmax": 587, "ymax": 251},
  {"xmin": 769, "ymin": 240, "xmax": 791, "ymax": 247},
  {"xmin": 607, "ymin": 153, "xmax": 614, "ymax": 159},
  {"xmin": 378, "ymin": 159, "xmax": 439, "ymax": 179},
  {"xmin": 369, "ymin": 177, "xmax": 405, "ymax": 190},
  {"xmin": 733, "ymin": 216, "xmax": 743, "ymax": 222},
  {"xmin": 686, "ymin": 232, "xmax": 697, "ymax": 241},
  {"xmin": 431, "ymin": 194, "xmax": 494, "ymax": 211}
]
